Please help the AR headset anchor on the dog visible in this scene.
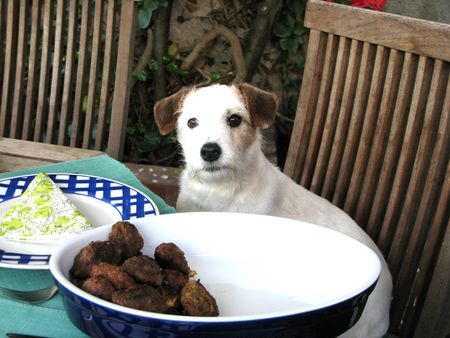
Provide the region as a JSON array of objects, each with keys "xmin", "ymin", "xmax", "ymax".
[{"xmin": 154, "ymin": 83, "xmax": 392, "ymax": 338}]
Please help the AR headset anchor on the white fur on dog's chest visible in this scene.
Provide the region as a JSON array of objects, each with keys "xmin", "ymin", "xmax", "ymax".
[{"xmin": 177, "ymin": 167, "xmax": 277, "ymax": 214}]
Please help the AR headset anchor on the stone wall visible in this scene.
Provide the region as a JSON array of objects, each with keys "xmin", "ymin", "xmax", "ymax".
[{"xmin": 385, "ymin": 0, "xmax": 450, "ymax": 24}]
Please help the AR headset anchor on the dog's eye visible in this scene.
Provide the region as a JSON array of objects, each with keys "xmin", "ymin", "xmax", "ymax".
[
  {"xmin": 227, "ymin": 114, "xmax": 242, "ymax": 128},
  {"xmin": 187, "ymin": 118, "xmax": 199, "ymax": 129}
]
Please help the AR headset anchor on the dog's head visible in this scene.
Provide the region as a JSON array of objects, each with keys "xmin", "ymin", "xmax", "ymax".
[{"xmin": 154, "ymin": 83, "xmax": 279, "ymax": 177}]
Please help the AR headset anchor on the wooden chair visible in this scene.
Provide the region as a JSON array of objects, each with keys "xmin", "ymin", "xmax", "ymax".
[
  {"xmin": 0, "ymin": 0, "xmax": 136, "ymax": 160},
  {"xmin": 284, "ymin": 1, "xmax": 449, "ymax": 337}
]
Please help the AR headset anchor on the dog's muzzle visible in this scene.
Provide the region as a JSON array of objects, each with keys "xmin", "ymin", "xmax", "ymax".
[{"xmin": 200, "ymin": 142, "xmax": 222, "ymax": 162}]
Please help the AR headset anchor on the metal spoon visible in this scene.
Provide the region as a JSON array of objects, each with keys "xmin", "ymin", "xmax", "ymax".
[{"xmin": 0, "ymin": 284, "xmax": 58, "ymax": 304}]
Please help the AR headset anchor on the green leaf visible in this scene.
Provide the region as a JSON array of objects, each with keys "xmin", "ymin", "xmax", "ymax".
[
  {"xmin": 294, "ymin": 23, "xmax": 308, "ymax": 36},
  {"xmin": 168, "ymin": 43, "xmax": 179, "ymax": 58},
  {"xmin": 295, "ymin": 55, "xmax": 305, "ymax": 70},
  {"xmin": 126, "ymin": 125, "xmax": 136, "ymax": 134},
  {"xmin": 142, "ymin": 0, "xmax": 160, "ymax": 11},
  {"xmin": 273, "ymin": 22, "xmax": 292, "ymax": 38},
  {"xmin": 280, "ymin": 38, "xmax": 290, "ymax": 52},
  {"xmin": 138, "ymin": 124, "xmax": 147, "ymax": 134},
  {"xmin": 280, "ymin": 36, "xmax": 301, "ymax": 54},
  {"xmin": 165, "ymin": 133, "xmax": 177, "ymax": 143},
  {"xmin": 137, "ymin": 0, "xmax": 165, "ymax": 29},
  {"xmin": 138, "ymin": 131, "xmax": 162, "ymax": 152},
  {"xmin": 293, "ymin": 0, "xmax": 306, "ymax": 20},
  {"xmin": 148, "ymin": 59, "xmax": 158, "ymax": 71},
  {"xmin": 137, "ymin": 8, "xmax": 152, "ymax": 29},
  {"xmin": 267, "ymin": 0, "xmax": 284, "ymax": 26},
  {"xmin": 82, "ymin": 96, "xmax": 88, "ymax": 113},
  {"xmin": 166, "ymin": 61, "xmax": 178, "ymax": 73},
  {"xmin": 284, "ymin": 13, "xmax": 295, "ymax": 29},
  {"xmin": 178, "ymin": 68, "xmax": 189, "ymax": 77},
  {"xmin": 132, "ymin": 70, "xmax": 149, "ymax": 82},
  {"xmin": 209, "ymin": 71, "xmax": 221, "ymax": 82}
]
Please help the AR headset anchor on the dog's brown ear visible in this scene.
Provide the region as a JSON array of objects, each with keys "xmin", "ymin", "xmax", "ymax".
[
  {"xmin": 238, "ymin": 83, "xmax": 279, "ymax": 129},
  {"xmin": 154, "ymin": 88, "xmax": 190, "ymax": 135}
]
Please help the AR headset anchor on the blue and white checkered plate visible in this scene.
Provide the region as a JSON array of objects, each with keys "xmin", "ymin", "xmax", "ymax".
[{"xmin": 0, "ymin": 173, "xmax": 159, "ymax": 270}]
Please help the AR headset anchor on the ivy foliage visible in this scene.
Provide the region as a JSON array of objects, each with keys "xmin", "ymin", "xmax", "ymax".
[
  {"xmin": 273, "ymin": 0, "xmax": 308, "ymax": 55},
  {"xmin": 270, "ymin": 0, "xmax": 308, "ymax": 165}
]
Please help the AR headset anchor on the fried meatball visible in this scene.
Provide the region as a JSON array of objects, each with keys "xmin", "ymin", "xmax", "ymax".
[
  {"xmin": 108, "ymin": 221, "xmax": 144, "ymax": 260},
  {"xmin": 91, "ymin": 262, "xmax": 137, "ymax": 289},
  {"xmin": 70, "ymin": 221, "xmax": 220, "ymax": 317},
  {"xmin": 82, "ymin": 276, "xmax": 116, "ymax": 301},
  {"xmin": 180, "ymin": 281, "xmax": 219, "ymax": 317},
  {"xmin": 154, "ymin": 243, "xmax": 190, "ymax": 275},
  {"xmin": 112, "ymin": 285, "xmax": 167, "ymax": 313},
  {"xmin": 70, "ymin": 240, "xmax": 121, "ymax": 278},
  {"xmin": 162, "ymin": 269, "xmax": 188, "ymax": 291},
  {"xmin": 161, "ymin": 287, "xmax": 182, "ymax": 315},
  {"xmin": 70, "ymin": 278, "xmax": 85, "ymax": 289},
  {"xmin": 122, "ymin": 255, "xmax": 163, "ymax": 286},
  {"xmin": 108, "ymin": 241, "xmax": 131, "ymax": 264}
]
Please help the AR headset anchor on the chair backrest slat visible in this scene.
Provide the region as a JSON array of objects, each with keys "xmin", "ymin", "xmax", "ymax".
[
  {"xmin": 82, "ymin": 0, "xmax": 103, "ymax": 149},
  {"xmin": 22, "ymin": 0, "xmax": 39, "ymax": 140},
  {"xmin": 95, "ymin": 0, "xmax": 116, "ymax": 150},
  {"xmin": 106, "ymin": 0, "xmax": 137, "ymax": 159},
  {"xmin": 46, "ymin": 0, "xmax": 64, "ymax": 144},
  {"xmin": 284, "ymin": 1, "xmax": 449, "ymax": 336},
  {"xmin": 34, "ymin": 0, "xmax": 51, "ymax": 142},
  {"xmin": 58, "ymin": 0, "xmax": 77, "ymax": 145},
  {"xmin": 10, "ymin": 0, "xmax": 28, "ymax": 139},
  {"xmin": 70, "ymin": 0, "xmax": 90, "ymax": 148},
  {"xmin": 0, "ymin": 0, "xmax": 15, "ymax": 136}
]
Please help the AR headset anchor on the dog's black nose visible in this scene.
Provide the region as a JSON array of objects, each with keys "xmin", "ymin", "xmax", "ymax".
[{"xmin": 200, "ymin": 142, "xmax": 222, "ymax": 162}]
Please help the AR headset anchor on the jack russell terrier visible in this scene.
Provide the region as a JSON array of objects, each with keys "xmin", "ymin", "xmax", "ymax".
[{"xmin": 154, "ymin": 83, "xmax": 392, "ymax": 338}]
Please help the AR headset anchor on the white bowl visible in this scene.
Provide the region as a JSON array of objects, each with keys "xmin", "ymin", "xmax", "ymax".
[{"xmin": 49, "ymin": 212, "xmax": 380, "ymax": 337}]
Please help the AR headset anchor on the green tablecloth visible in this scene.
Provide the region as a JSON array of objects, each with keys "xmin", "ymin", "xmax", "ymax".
[{"xmin": 0, "ymin": 155, "xmax": 176, "ymax": 337}]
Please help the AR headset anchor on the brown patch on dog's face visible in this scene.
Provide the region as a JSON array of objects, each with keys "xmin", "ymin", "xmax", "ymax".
[
  {"xmin": 225, "ymin": 109, "xmax": 257, "ymax": 151},
  {"xmin": 154, "ymin": 87, "xmax": 191, "ymax": 135}
]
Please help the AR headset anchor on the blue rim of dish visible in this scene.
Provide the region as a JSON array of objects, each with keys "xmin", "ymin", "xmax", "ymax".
[
  {"xmin": 54, "ymin": 278, "xmax": 378, "ymax": 337},
  {"xmin": 0, "ymin": 173, "xmax": 159, "ymax": 266}
]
